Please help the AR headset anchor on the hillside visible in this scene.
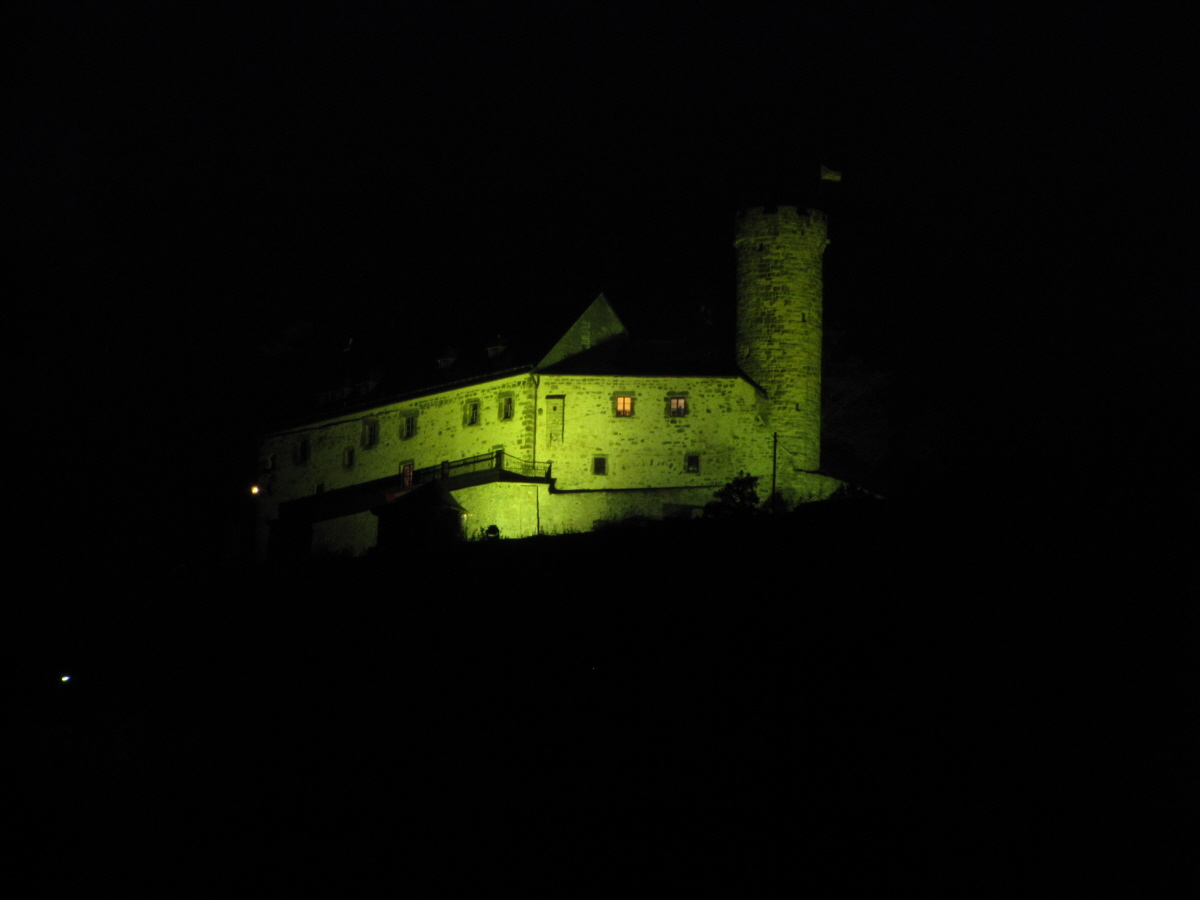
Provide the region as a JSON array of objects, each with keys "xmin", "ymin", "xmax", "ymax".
[{"xmin": 14, "ymin": 498, "xmax": 1185, "ymax": 889}]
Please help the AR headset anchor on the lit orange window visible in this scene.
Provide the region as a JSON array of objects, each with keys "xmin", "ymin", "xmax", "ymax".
[
  {"xmin": 669, "ymin": 397, "xmax": 688, "ymax": 417},
  {"xmin": 615, "ymin": 396, "xmax": 633, "ymax": 417}
]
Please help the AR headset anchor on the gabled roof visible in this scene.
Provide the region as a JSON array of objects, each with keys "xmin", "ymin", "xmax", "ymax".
[
  {"xmin": 535, "ymin": 335, "xmax": 739, "ymax": 378},
  {"xmin": 264, "ymin": 293, "xmax": 740, "ymax": 430},
  {"xmin": 537, "ymin": 293, "xmax": 628, "ymax": 369}
]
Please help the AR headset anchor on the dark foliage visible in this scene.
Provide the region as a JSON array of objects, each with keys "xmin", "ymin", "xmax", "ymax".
[{"xmin": 704, "ymin": 471, "xmax": 762, "ymax": 517}]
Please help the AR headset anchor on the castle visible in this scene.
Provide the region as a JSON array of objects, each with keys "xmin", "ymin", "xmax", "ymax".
[{"xmin": 255, "ymin": 206, "xmax": 843, "ymax": 557}]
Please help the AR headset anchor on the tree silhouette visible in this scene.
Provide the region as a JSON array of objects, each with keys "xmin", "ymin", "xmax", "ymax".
[{"xmin": 704, "ymin": 472, "xmax": 761, "ymax": 517}]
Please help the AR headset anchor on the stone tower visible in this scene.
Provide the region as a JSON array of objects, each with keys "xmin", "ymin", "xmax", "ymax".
[{"xmin": 734, "ymin": 205, "xmax": 828, "ymax": 475}]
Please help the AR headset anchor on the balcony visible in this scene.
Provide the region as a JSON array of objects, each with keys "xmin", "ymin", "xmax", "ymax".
[{"xmin": 411, "ymin": 450, "xmax": 551, "ymax": 490}]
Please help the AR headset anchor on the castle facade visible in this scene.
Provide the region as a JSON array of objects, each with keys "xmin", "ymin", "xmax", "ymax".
[{"xmin": 255, "ymin": 207, "xmax": 841, "ymax": 557}]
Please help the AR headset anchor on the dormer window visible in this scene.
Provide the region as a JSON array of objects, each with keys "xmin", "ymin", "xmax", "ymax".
[{"xmin": 437, "ymin": 356, "xmax": 455, "ymax": 370}]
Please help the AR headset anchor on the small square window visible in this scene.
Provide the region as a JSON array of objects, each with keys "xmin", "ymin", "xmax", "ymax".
[
  {"xmin": 615, "ymin": 396, "xmax": 633, "ymax": 417},
  {"xmin": 686, "ymin": 454, "xmax": 700, "ymax": 474},
  {"xmin": 669, "ymin": 397, "xmax": 688, "ymax": 417},
  {"xmin": 593, "ymin": 456, "xmax": 607, "ymax": 476}
]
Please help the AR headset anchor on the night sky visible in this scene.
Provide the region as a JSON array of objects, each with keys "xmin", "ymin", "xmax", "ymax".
[{"xmin": 11, "ymin": 3, "xmax": 1190, "ymax": 566}]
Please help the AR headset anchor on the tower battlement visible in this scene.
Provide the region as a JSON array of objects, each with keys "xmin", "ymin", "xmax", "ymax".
[{"xmin": 734, "ymin": 207, "xmax": 826, "ymax": 243}]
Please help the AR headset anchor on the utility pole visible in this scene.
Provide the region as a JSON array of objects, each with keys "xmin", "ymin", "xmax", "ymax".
[{"xmin": 772, "ymin": 432, "xmax": 778, "ymax": 500}]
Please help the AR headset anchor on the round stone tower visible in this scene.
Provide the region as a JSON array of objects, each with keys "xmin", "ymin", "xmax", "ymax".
[{"xmin": 735, "ymin": 205, "xmax": 828, "ymax": 473}]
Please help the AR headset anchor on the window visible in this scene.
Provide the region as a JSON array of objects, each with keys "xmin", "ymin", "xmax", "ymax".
[
  {"xmin": 465, "ymin": 401, "xmax": 480, "ymax": 426},
  {"xmin": 362, "ymin": 419, "xmax": 379, "ymax": 449},
  {"xmin": 686, "ymin": 454, "xmax": 701, "ymax": 474},
  {"xmin": 500, "ymin": 396, "xmax": 514, "ymax": 420},
  {"xmin": 343, "ymin": 447, "xmax": 355, "ymax": 469},
  {"xmin": 401, "ymin": 463, "xmax": 414, "ymax": 487},
  {"xmin": 263, "ymin": 453, "xmax": 276, "ymax": 472},
  {"xmin": 669, "ymin": 397, "xmax": 688, "ymax": 418},
  {"xmin": 402, "ymin": 414, "xmax": 417, "ymax": 440},
  {"xmin": 593, "ymin": 456, "xmax": 607, "ymax": 475},
  {"xmin": 293, "ymin": 437, "xmax": 310, "ymax": 465},
  {"xmin": 615, "ymin": 395, "xmax": 633, "ymax": 417}
]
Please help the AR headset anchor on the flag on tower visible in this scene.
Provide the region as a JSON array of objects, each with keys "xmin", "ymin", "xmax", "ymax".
[{"xmin": 820, "ymin": 165, "xmax": 842, "ymax": 182}]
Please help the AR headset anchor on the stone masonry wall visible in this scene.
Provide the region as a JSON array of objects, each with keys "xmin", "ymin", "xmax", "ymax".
[
  {"xmin": 257, "ymin": 373, "xmax": 537, "ymax": 553},
  {"xmin": 734, "ymin": 206, "xmax": 827, "ymax": 474},
  {"xmin": 257, "ymin": 368, "xmax": 842, "ymax": 555},
  {"xmin": 533, "ymin": 374, "xmax": 770, "ymax": 493}
]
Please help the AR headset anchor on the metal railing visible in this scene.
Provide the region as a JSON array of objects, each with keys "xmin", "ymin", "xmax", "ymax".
[
  {"xmin": 500, "ymin": 451, "xmax": 550, "ymax": 479},
  {"xmin": 411, "ymin": 450, "xmax": 550, "ymax": 485}
]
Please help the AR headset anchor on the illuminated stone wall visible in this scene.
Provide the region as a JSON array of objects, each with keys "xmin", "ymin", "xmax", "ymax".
[
  {"xmin": 257, "ymin": 373, "xmax": 537, "ymax": 553},
  {"xmin": 735, "ymin": 206, "xmax": 827, "ymax": 475},
  {"xmin": 453, "ymin": 482, "xmax": 542, "ymax": 541},
  {"xmin": 257, "ymin": 366, "xmax": 842, "ymax": 555},
  {"xmin": 533, "ymin": 374, "xmax": 766, "ymax": 492}
]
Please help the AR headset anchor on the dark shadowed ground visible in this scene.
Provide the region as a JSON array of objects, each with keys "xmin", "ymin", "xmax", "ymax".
[{"xmin": 13, "ymin": 497, "xmax": 1189, "ymax": 890}]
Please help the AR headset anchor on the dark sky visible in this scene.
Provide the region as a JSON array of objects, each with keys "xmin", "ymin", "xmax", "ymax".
[{"xmin": 10, "ymin": 2, "xmax": 1190, "ymax": 561}]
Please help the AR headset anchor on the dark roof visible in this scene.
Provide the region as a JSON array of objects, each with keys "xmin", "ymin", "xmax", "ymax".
[
  {"xmin": 278, "ymin": 474, "xmax": 466, "ymax": 525},
  {"xmin": 263, "ymin": 294, "xmax": 743, "ymax": 430},
  {"xmin": 536, "ymin": 335, "xmax": 739, "ymax": 378}
]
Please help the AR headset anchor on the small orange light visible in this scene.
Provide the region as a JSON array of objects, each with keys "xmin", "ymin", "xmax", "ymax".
[{"xmin": 251, "ymin": 486, "xmax": 259, "ymax": 495}]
